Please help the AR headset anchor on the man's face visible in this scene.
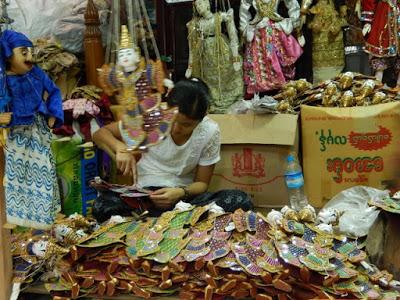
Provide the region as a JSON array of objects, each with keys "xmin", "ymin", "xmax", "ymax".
[
  {"xmin": 171, "ymin": 113, "xmax": 200, "ymax": 137},
  {"xmin": 9, "ymin": 47, "xmax": 33, "ymax": 75},
  {"xmin": 117, "ymin": 48, "xmax": 140, "ymax": 70}
]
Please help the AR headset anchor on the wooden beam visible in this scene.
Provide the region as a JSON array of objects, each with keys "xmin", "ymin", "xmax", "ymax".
[
  {"xmin": 84, "ymin": 0, "xmax": 104, "ymax": 87},
  {"xmin": 0, "ymin": 147, "xmax": 12, "ymax": 300}
]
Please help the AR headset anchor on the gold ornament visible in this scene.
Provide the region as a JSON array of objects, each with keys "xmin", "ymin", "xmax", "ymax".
[
  {"xmin": 339, "ymin": 72, "xmax": 354, "ymax": 90},
  {"xmin": 44, "ymin": 240, "xmax": 70, "ymax": 260},
  {"xmin": 276, "ymin": 86, "xmax": 297, "ymax": 101},
  {"xmin": 325, "ymin": 82, "xmax": 338, "ymax": 95},
  {"xmin": 282, "ymin": 208, "xmax": 299, "ymax": 221},
  {"xmin": 64, "ymin": 230, "xmax": 85, "ymax": 245},
  {"xmin": 118, "ymin": 25, "xmax": 141, "ymax": 56},
  {"xmin": 255, "ymin": 0, "xmax": 284, "ymax": 21},
  {"xmin": 120, "ymin": 25, "xmax": 134, "ymax": 49},
  {"xmin": 372, "ymin": 92, "xmax": 387, "ymax": 105},
  {"xmin": 277, "ymin": 100, "xmax": 291, "ymax": 112},
  {"xmin": 354, "ymin": 80, "xmax": 375, "ymax": 105},
  {"xmin": 298, "ymin": 207, "xmax": 316, "ymax": 223},
  {"xmin": 322, "ymin": 82, "xmax": 339, "ymax": 107},
  {"xmin": 295, "ymin": 79, "xmax": 312, "ymax": 93},
  {"xmin": 340, "ymin": 90, "xmax": 354, "ymax": 107}
]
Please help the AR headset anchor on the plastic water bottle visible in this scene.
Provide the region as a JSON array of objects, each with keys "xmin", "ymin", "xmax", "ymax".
[{"xmin": 285, "ymin": 153, "xmax": 308, "ymax": 211}]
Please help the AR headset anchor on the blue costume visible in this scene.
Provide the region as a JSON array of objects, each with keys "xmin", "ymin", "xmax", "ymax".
[
  {"xmin": 1, "ymin": 30, "xmax": 63, "ymax": 229},
  {"xmin": 7, "ymin": 66, "xmax": 63, "ymax": 127}
]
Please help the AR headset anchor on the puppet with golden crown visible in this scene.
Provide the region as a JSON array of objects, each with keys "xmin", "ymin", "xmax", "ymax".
[
  {"xmin": 98, "ymin": 26, "xmax": 158, "ymax": 115},
  {"xmin": 98, "ymin": 26, "xmax": 176, "ymax": 151}
]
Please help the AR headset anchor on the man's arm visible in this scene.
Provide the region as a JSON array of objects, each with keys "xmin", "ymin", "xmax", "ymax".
[
  {"xmin": 92, "ymin": 122, "xmax": 138, "ymax": 181},
  {"xmin": 188, "ymin": 163, "xmax": 216, "ymax": 195},
  {"xmin": 149, "ymin": 164, "xmax": 216, "ymax": 208},
  {"xmin": 92, "ymin": 122, "xmax": 126, "ymax": 159}
]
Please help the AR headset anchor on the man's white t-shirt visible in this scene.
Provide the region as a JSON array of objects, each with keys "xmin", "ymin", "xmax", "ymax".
[{"xmin": 135, "ymin": 116, "xmax": 221, "ymax": 188}]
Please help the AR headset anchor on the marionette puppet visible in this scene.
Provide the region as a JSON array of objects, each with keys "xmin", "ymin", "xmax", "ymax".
[
  {"xmin": 186, "ymin": 0, "xmax": 244, "ymax": 113},
  {"xmin": 297, "ymin": 0, "xmax": 347, "ymax": 83},
  {"xmin": 239, "ymin": 0, "xmax": 303, "ymax": 94},
  {"xmin": 361, "ymin": 0, "xmax": 400, "ymax": 87},
  {"xmin": 0, "ymin": 30, "xmax": 63, "ymax": 229},
  {"xmin": 98, "ymin": 25, "xmax": 177, "ymax": 152}
]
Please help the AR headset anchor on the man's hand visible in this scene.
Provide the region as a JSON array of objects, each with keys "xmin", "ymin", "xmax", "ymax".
[
  {"xmin": 362, "ymin": 23, "xmax": 371, "ymax": 36},
  {"xmin": 185, "ymin": 67, "xmax": 192, "ymax": 79},
  {"xmin": 115, "ymin": 150, "xmax": 137, "ymax": 184},
  {"xmin": 246, "ymin": 27, "xmax": 255, "ymax": 42},
  {"xmin": 150, "ymin": 187, "xmax": 185, "ymax": 209},
  {"xmin": 0, "ymin": 112, "xmax": 12, "ymax": 125},
  {"xmin": 48, "ymin": 116, "xmax": 56, "ymax": 128},
  {"xmin": 233, "ymin": 61, "xmax": 242, "ymax": 72},
  {"xmin": 355, "ymin": 0, "xmax": 361, "ymax": 19}
]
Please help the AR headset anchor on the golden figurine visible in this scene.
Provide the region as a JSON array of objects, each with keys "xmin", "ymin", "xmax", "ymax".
[
  {"xmin": 339, "ymin": 72, "xmax": 354, "ymax": 89},
  {"xmin": 322, "ymin": 82, "xmax": 340, "ymax": 107},
  {"xmin": 354, "ymin": 79, "xmax": 376, "ymax": 105},
  {"xmin": 307, "ymin": 0, "xmax": 347, "ymax": 83},
  {"xmin": 371, "ymin": 92, "xmax": 387, "ymax": 105},
  {"xmin": 340, "ymin": 90, "xmax": 355, "ymax": 107}
]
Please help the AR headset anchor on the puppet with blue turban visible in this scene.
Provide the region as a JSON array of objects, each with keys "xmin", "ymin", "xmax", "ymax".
[{"xmin": 0, "ymin": 30, "xmax": 63, "ymax": 229}]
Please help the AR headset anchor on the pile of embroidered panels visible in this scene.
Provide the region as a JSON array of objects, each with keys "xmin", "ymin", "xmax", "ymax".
[
  {"xmin": 369, "ymin": 195, "xmax": 400, "ymax": 215},
  {"xmin": 33, "ymin": 38, "xmax": 79, "ymax": 82},
  {"xmin": 14, "ymin": 207, "xmax": 400, "ymax": 300},
  {"xmin": 271, "ymin": 72, "xmax": 400, "ymax": 113}
]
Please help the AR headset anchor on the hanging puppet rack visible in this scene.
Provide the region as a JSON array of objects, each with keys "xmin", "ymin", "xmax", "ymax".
[
  {"xmin": 105, "ymin": 0, "xmax": 160, "ymax": 65},
  {"xmin": 214, "ymin": 0, "xmax": 232, "ymax": 11}
]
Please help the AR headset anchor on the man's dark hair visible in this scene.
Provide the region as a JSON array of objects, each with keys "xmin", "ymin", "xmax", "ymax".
[{"xmin": 167, "ymin": 78, "xmax": 210, "ymax": 120}]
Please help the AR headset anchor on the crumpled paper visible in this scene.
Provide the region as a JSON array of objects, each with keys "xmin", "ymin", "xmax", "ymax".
[{"xmin": 227, "ymin": 94, "xmax": 279, "ymax": 115}]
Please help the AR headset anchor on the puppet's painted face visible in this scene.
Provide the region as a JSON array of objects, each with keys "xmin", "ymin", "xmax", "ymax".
[
  {"xmin": 54, "ymin": 225, "xmax": 70, "ymax": 242},
  {"xmin": 195, "ymin": 0, "xmax": 211, "ymax": 16},
  {"xmin": 32, "ymin": 240, "xmax": 48, "ymax": 258},
  {"xmin": 117, "ymin": 48, "xmax": 140, "ymax": 71},
  {"xmin": 8, "ymin": 46, "xmax": 33, "ymax": 75}
]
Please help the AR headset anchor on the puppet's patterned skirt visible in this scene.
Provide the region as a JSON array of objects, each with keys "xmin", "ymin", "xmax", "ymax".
[{"xmin": 4, "ymin": 114, "xmax": 60, "ymax": 229}]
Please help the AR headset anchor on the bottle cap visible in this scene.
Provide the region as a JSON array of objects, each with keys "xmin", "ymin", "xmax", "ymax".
[{"xmin": 287, "ymin": 154, "xmax": 295, "ymax": 163}]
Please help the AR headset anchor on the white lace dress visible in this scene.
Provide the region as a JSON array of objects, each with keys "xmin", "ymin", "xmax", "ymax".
[{"xmin": 136, "ymin": 116, "xmax": 221, "ymax": 188}]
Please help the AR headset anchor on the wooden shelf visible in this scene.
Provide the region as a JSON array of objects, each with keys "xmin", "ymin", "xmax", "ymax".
[{"xmin": 0, "ymin": 148, "xmax": 12, "ymax": 300}]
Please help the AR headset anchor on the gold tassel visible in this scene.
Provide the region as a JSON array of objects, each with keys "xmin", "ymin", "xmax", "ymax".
[{"xmin": 44, "ymin": 240, "xmax": 70, "ymax": 260}]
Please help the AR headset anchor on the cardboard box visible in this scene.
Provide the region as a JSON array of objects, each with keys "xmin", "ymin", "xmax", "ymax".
[
  {"xmin": 80, "ymin": 146, "xmax": 98, "ymax": 217},
  {"xmin": 208, "ymin": 114, "xmax": 299, "ymax": 208},
  {"xmin": 301, "ymin": 102, "xmax": 400, "ymax": 208},
  {"xmin": 52, "ymin": 140, "xmax": 99, "ymax": 216}
]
